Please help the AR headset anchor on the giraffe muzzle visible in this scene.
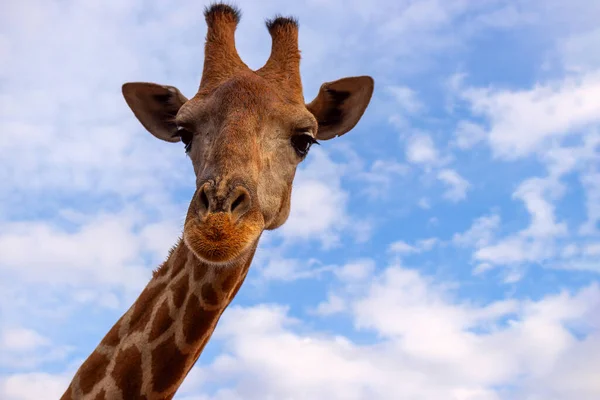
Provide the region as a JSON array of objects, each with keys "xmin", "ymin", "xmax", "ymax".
[{"xmin": 182, "ymin": 182, "xmax": 264, "ymax": 264}]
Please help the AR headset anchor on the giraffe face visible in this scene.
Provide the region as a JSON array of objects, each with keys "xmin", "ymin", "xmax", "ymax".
[
  {"xmin": 120, "ymin": 7, "xmax": 374, "ymax": 266},
  {"xmin": 175, "ymin": 73, "xmax": 318, "ymax": 264}
]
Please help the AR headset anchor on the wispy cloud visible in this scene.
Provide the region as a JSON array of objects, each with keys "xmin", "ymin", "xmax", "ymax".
[{"xmin": 190, "ymin": 261, "xmax": 600, "ymax": 399}]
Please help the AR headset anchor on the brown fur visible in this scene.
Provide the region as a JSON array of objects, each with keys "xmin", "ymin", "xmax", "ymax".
[
  {"xmin": 62, "ymin": 3, "xmax": 373, "ymax": 399},
  {"xmin": 102, "ymin": 320, "xmax": 122, "ymax": 347},
  {"xmin": 77, "ymin": 351, "xmax": 110, "ymax": 395},
  {"xmin": 92, "ymin": 390, "xmax": 106, "ymax": 400},
  {"xmin": 182, "ymin": 295, "xmax": 220, "ymax": 344},
  {"xmin": 201, "ymin": 283, "xmax": 220, "ymax": 306},
  {"xmin": 149, "ymin": 300, "xmax": 173, "ymax": 341},
  {"xmin": 129, "ymin": 282, "xmax": 167, "ymax": 334},
  {"xmin": 151, "ymin": 334, "xmax": 188, "ymax": 395},
  {"xmin": 171, "ymin": 272, "xmax": 189, "ymax": 308},
  {"xmin": 111, "ymin": 347, "xmax": 144, "ymax": 399}
]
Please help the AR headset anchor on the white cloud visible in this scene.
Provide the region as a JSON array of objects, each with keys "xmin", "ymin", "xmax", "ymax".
[
  {"xmin": 448, "ymin": 118, "xmax": 600, "ymax": 276},
  {"xmin": 513, "ymin": 177, "xmax": 567, "ymax": 238},
  {"xmin": 475, "ymin": 236, "xmax": 553, "ymax": 266},
  {"xmin": 437, "ymin": 169, "xmax": 471, "ymax": 202},
  {"xmin": 388, "ymin": 240, "xmax": 418, "ymax": 254},
  {"xmin": 583, "ymin": 243, "xmax": 600, "ymax": 256},
  {"xmin": 559, "ymin": 27, "xmax": 600, "ymax": 73},
  {"xmin": 0, "ymin": 328, "xmax": 48, "ymax": 352},
  {"xmin": 0, "ymin": 1, "xmax": 196, "ymax": 206},
  {"xmin": 389, "ymin": 238, "xmax": 439, "ymax": 255},
  {"xmin": 0, "ymin": 372, "xmax": 71, "ymax": 400},
  {"xmin": 453, "ymin": 214, "xmax": 501, "ymax": 248},
  {"xmin": 333, "ymin": 259, "xmax": 375, "ymax": 282},
  {"xmin": 356, "ymin": 159, "xmax": 409, "ymax": 199},
  {"xmin": 418, "ymin": 198, "xmax": 431, "ymax": 209},
  {"xmin": 473, "ymin": 263, "xmax": 494, "ymax": 275},
  {"xmin": 540, "ymin": 131, "xmax": 600, "ymax": 177},
  {"xmin": 279, "ymin": 148, "xmax": 351, "ymax": 247},
  {"xmin": 252, "ymin": 251, "xmax": 330, "ymax": 283},
  {"xmin": 405, "ymin": 134, "xmax": 439, "ymax": 165},
  {"xmin": 417, "ymin": 238, "xmax": 439, "ymax": 251},
  {"xmin": 461, "ymin": 70, "xmax": 600, "ymax": 159},
  {"xmin": 0, "ymin": 327, "xmax": 71, "ymax": 370},
  {"xmin": 255, "ymin": 256, "xmax": 307, "ymax": 282},
  {"xmin": 549, "ymin": 241, "xmax": 600, "ymax": 274},
  {"xmin": 386, "ymin": 85, "xmax": 424, "ymax": 127},
  {"xmin": 561, "ymin": 244, "xmax": 580, "ymax": 258},
  {"xmin": 470, "ymin": 4, "xmax": 536, "ymax": 30},
  {"xmin": 455, "ymin": 173, "xmax": 573, "ymax": 275},
  {"xmin": 579, "ymin": 170, "xmax": 600, "ymax": 235},
  {"xmin": 314, "ymin": 293, "xmax": 347, "ymax": 316},
  {"xmin": 184, "ymin": 263, "xmax": 600, "ymax": 400},
  {"xmin": 0, "ymin": 212, "xmax": 153, "ymax": 291},
  {"xmin": 453, "ymin": 120, "xmax": 487, "ymax": 149}
]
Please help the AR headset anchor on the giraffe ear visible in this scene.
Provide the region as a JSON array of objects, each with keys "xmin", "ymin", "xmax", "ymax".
[
  {"xmin": 122, "ymin": 82, "xmax": 188, "ymax": 143},
  {"xmin": 306, "ymin": 76, "xmax": 374, "ymax": 140}
]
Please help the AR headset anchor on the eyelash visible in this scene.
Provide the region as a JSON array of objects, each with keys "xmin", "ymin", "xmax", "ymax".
[
  {"xmin": 177, "ymin": 127, "xmax": 193, "ymax": 153},
  {"xmin": 290, "ymin": 131, "xmax": 319, "ymax": 158}
]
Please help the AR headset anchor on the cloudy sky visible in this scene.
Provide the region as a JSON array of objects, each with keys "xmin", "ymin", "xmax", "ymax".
[{"xmin": 1, "ymin": 0, "xmax": 600, "ymax": 399}]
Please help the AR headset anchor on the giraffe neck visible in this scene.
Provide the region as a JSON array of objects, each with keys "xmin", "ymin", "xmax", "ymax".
[{"xmin": 61, "ymin": 238, "xmax": 257, "ymax": 400}]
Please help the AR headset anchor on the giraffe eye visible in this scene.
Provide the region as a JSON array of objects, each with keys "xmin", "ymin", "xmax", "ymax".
[
  {"xmin": 291, "ymin": 132, "xmax": 319, "ymax": 158},
  {"xmin": 177, "ymin": 127, "xmax": 193, "ymax": 153}
]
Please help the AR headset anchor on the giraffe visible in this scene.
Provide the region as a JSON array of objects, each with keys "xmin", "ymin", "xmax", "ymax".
[{"xmin": 61, "ymin": 4, "xmax": 374, "ymax": 399}]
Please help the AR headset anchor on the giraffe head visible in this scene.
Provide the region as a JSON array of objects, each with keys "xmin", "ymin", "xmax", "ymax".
[{"xmin": 121, "ymin": 4, "xmax": 373, "ymax": 265}]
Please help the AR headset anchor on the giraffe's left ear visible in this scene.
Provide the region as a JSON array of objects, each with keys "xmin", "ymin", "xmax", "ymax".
[
  {"xmin": 306, "ymin": 76, "xmax": 374, "ymax": 140},
  {"xmin": 122, "ymin": 82, "xmax": 188, "ymax": 143}
]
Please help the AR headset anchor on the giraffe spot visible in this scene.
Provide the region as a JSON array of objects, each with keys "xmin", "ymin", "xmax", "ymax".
[
  {"xmin": 102, "ymin": 320, "xmax": 121, "ymax": 347},
  {"xmin": 130, "ymin": 283, "xmax": 167, "ymax": 334},
  {"xmin": 169, "ymin": 242, "xmax": 190, "ymax": 278},
  {"xmin": 221, "ymin": 270, "xmax": 238, "ymax": 292},
  {"xmin": 151, "ymin": 334, "xmax": 188, "ymax": 394},
  {"xmin": 170, "ymin": 253, "xmax": 186, "ymax": 278},
  {"xmin": 201, "ymin": 283, "xmax": 220, "ymax": 306},
  {"xmin": 193, "ymin": 262, "xmax": 208, "ymax": 281},
  {"xmin": 182, "ymin": 295, "xmax": 219, "ymax": 344},
  {"xmin": 93, "ymin": 389, "xmax": 106, "ymax": 400},
  {"xmin": 149, "ymin": 300, "xmax": 174, "ymax": 342},
  {"xmin": 78, "ymin": 350, "xmax": 110, "ymax": 395},
  {"xmin": 111, "ymin": 346, "xmax": 143, "ymax": 399},
  {"xmin": 172, "ymin": 273, "xmax": 189, "ymax": 309}
]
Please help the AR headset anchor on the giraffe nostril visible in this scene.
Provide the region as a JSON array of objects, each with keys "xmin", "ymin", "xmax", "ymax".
[
  {"xmin": 230, "ymin": 192, "xmax": 246, "ymax": 213},
  {"xmin": 228, "ymin": 186, "xmax": 252, "ymax": 222},
  {"xmin": 197, "ymin": 184, "xmax": 211, "ymax": 217},
  {"xmin": 200, "ymin": 187, "xmax": 210, "ymax": 210}
]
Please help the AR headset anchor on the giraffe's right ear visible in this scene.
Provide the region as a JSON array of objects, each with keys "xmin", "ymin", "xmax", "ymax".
[{"xmin": 122, "ymin": 82, "xmax": 188, "ymax": 143}]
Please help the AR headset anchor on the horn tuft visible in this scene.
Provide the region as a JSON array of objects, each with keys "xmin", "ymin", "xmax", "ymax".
[
  {"xmin": 265, "ymin": 15, "xmax": 298, "ymax": 32},
  {"xmin": 204, "ymin": 3, "xmax": 241, "ymax": 25}
]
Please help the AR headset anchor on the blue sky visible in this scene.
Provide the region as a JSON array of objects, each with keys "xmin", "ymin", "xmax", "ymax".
[{"xmin": 1, "ymin": 0, "xmax": 600, "ymax": 399}]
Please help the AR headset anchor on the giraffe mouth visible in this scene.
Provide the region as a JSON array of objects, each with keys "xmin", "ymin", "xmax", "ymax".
[{"xmin": 183, "ymin": 210, "xmax": 264, "ymax": 264}]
